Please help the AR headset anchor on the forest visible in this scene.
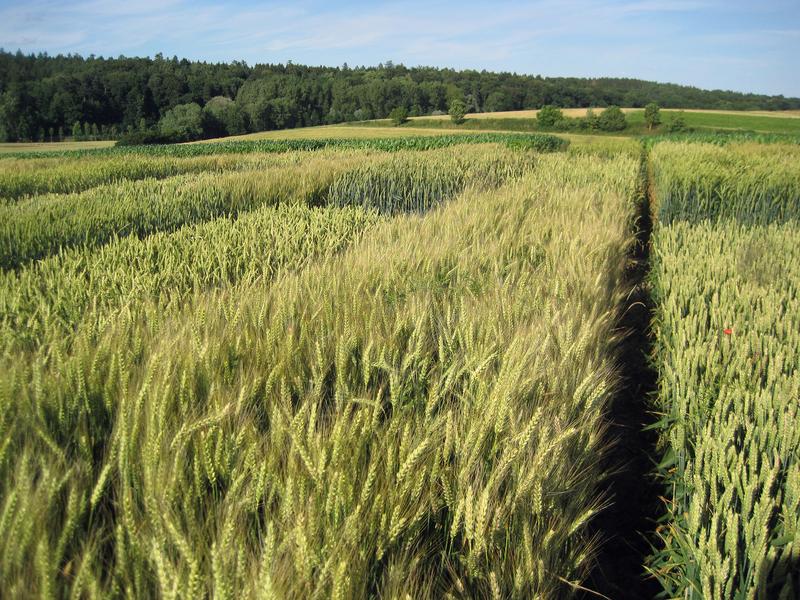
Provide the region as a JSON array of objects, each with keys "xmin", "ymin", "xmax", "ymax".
[{"xmin": 2, "ymin": 50, "xmax": 800, "ymax": 142}]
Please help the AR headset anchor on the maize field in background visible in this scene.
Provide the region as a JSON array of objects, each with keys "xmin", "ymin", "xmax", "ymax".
[
  {"xmin": 648, "ymin": 142, "xmax": 800, "ymax": 599},
  {"xmin": 1, "ymin": 129, "xmax": 798, "ymax": 599}
]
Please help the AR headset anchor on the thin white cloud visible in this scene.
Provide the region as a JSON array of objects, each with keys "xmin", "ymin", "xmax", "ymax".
[{"xmin": 0, "ymin": 0, "xmax": 796, "ymax": 96}]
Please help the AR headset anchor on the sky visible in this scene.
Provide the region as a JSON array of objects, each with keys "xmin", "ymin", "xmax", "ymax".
[{"xmin": 1, "ymin": 0, "xmax": 798, "ymax": 97}]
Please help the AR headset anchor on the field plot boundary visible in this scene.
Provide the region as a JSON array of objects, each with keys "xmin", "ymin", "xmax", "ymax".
[{"xmin": 582, "ymin": 149, "xmax": 661, "ymax": 599}]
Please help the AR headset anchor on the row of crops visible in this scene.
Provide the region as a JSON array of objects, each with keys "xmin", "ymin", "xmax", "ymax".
[
  {"xmin": 0, "ymin": 145, "xmax": 538, "ymax": 269},
  {"xmin": 0, "ymin": 131, "xmax": 798, "ymax": 598},
  {"xmin": 0, "ymin": 132, "xmax": 569, "ymax": 161},
  {"xmin": 0, "ymin": 135, "xmax": 642, "ymax": 597},
  {"xmin": 648, "ymin": 142, "xmax": 800, "ymax": 599},
  {"xmin": 0, "ymin": 133, "xmax": 566, "ymax": 201}
]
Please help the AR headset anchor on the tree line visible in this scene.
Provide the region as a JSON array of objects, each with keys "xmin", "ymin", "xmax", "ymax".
[{"xmin": 1, "ymin": 50, "xmax": 798, "ymax": 143}]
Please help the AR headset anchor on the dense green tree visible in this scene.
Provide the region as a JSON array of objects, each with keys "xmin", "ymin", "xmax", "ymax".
[
  {"xmin": 449, "ymin": 99, "xmax": 467, "ymax": 124},
  {"xmin": 203, "ymin": 96, "xmax": 247, "ymax": 137},
  {"xmin": 597, "ymin": 106, "xmax": 627, "ymax": 131},
  {"xmin": 666, "ymin": 112, "xmax": 688, "ymax": 132},
  {"xmin": 1, "ymin": 50, "xmax": 797, "ymax": 142},
  {"xmin": 71, "ymin": 121, "xmax": 82, "ymax": 140},
  {"xmin": 159, "ymin": 102, "xmax": 204, "ymax": 140},
  {"xmin": 484, "ymin": 90, "xmax": 513, "ymax": 112},
  {"xmin": 389, "ymin": 106, "xmax": 409, "ymax": 126},
  {"xmin": 644, "ymin": 102, "xmax": 661, "ymax": 130},
  {"xmin": 585, "ymin": 108, "xmax": 600, "ymax": 130},
  {"xmin": 0, "ymin": 83, "xmax": 37, "ymax": 141},
  {"xmin": 537, "ymin": 105, "xmax": 564, "ymax": 127}
]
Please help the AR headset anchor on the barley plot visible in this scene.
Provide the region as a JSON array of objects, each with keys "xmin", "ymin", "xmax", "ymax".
[
  {"xmin": 3, "ymin": 130, "xmax": 793, "ymax": 599},
  {"xmin": 0, "ymin": 140, "xmax": 644, "ymax": 598}
]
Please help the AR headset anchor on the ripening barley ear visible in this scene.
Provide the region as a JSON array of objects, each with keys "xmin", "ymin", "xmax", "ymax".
[{"xmin": 1, "ymin": 142, "xmax": 644, "ymax": 598}]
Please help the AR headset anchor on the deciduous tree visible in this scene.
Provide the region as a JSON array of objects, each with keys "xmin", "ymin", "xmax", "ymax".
[
  {"xmin": 448, "ymin": 99, "xmax": 466, "ymax": 124},
  {"xmin": 644, "ymin": 102, "xmax": 661, "ymax": 130}
]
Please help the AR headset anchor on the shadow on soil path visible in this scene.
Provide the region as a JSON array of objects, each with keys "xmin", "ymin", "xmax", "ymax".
[{"xmin": 580, "ymin": 153, "xmax": 661, "ymax": 600}]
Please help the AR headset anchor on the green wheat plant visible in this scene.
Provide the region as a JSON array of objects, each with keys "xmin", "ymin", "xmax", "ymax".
[
  {"xmin": 0, "ymin": 145, "xmax": 534, "ymax": 270},
  {"xmin": 0, "ymin": 151, "xmax": 315, "ymax": 201},
  {"xmin": 648, "ymin": 140, "xmax": 800, "ymax": 599},
  {"xmin": 0, "ymin": 203, "xmax": 381, "ymax": 355},
  {"xmin": 651, "ymin": 141, "xmax": 800, "ymax": 225},
  {"xmin": 326, "ymin": 145, "xmax": 536, "ymax": 213}
]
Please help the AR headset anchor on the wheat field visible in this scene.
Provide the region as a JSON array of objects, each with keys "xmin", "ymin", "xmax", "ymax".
[{"xmin": 1, "ymin": 131, "xmax": 798, "ymax": 598}]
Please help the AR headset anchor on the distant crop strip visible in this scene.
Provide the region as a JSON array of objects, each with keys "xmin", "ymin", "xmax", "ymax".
[
  {"xmin": 0, "ymin": 132, "xmax": 568, "ymax": 160},
  {"xmin": 0, "ymin": 145, "xmax": 536, "ymax": 270}
]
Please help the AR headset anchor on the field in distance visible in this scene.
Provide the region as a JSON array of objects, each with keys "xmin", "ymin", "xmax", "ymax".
[
  {"xmin": 364, "ymin": 107, "xmax": 800, "ymax": 135},
  {"xmin": 197, "ymin": 125, "xmax": 477, "ymax": 143},
  {"xmin": 0, "ymin": 140, "xmax": 116, "ymax": 154},
  {"xmin": 190, "ymin": 127, "xmax": 638, "ymax": 158},
  {"xmin": 2, "ymin": 109, "xmax": 796, "ymax": 153},
  {"xmin": 415, "ymin": 107, "xmax": 800, "ymax": 120}
]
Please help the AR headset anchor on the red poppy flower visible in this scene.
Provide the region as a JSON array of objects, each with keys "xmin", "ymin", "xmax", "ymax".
[{"xmin": 723, "ymin": 328, "xmax": 732, "ymax": 335}]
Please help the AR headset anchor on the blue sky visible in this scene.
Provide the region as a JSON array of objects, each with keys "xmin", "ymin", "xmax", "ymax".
[{"xmin": 1, "ymin": 0, "xmax": 798, "ymax": 97}]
